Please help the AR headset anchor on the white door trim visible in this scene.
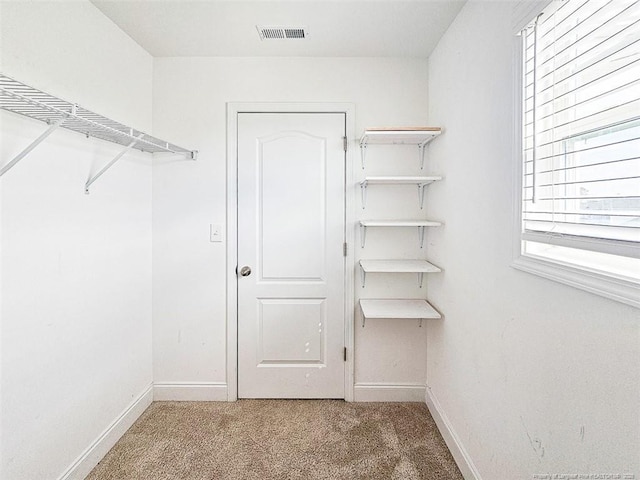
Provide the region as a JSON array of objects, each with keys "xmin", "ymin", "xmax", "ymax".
[{"xmin": 226, "ymin": 102, "xmax": 356, "ymax": 402}]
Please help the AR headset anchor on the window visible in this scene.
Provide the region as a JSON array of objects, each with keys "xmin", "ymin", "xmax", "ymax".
[{"xmin": 515, "ymin": 0, "xmax": 640, "ymax": 307}]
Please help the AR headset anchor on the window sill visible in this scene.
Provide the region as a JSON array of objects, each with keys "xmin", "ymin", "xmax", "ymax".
[{"xmin": 511, "ymin": 254, "xmax": 640, "ymax": 309}]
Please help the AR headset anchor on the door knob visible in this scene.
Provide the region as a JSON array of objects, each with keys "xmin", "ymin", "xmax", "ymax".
[{"xmin": 239, "ymin": 266, "xmax": 252, "ymax": 277}]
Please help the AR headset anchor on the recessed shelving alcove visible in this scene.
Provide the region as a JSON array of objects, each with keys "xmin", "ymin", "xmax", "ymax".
[{"xmin": 357, "ymin": 126, "xmax": 443, "ymax": 328}]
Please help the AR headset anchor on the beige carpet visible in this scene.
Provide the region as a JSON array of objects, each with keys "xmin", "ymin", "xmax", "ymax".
[{"xmin": 87, "ymin": 400, "xmax": 464, "ymax": 480}]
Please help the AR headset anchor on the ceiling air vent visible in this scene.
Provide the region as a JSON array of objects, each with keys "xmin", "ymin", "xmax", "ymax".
[{"xmin": 257, "ymin": 26, "xmax": 308, "ymax": 40}]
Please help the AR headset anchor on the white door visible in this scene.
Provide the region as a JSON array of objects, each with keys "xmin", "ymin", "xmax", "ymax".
[{"xmin": 237, "ymin": 112, "xmax": 346, "ymax": 398}]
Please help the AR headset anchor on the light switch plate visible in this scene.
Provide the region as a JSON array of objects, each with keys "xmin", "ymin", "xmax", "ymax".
[{"xmin": 210, "ymin": 224, "xmax": 223, "ymax": 243}]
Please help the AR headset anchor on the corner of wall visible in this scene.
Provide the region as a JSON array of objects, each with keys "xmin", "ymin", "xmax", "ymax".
[
  {"xmin": 57, "ymin": 385, "xmax": 153, "ymax": 480},
  {"xmin": 425, "ymin": 386, "xmax": 481, "ymax": 480}
]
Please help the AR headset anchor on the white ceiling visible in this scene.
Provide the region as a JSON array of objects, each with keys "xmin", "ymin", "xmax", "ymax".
[{"xmin": 90, "ymin": 0, "xmax": 466, "ymax": 58}]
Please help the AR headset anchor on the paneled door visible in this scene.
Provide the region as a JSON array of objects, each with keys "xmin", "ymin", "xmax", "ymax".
[{"xmin": 237, "ymin": 112, "xmax": 346, "ymax": 398}]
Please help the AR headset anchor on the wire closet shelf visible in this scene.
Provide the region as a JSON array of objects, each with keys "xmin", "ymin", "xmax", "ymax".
[{"xmin": 0, "ymin": 73, "xmax": 197, "ymax": 191}]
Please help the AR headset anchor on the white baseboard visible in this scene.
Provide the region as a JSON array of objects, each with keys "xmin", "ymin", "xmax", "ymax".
[
  {"xmin": 153, "ymin": 382, "xmax": 228, "ymax": 401},
  {"xmin": 57, "ymin": 384, "xmax": 153, "ymax": 480},
  {"xmin": 353, "ymin": 383, "xmax": 426, "ymax": 402},
  {"xmin": 425, "ymin": 386, "xmax": 482, "ymax": 480}
]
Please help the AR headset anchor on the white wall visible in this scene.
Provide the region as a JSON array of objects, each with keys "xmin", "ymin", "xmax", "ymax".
[
  {"xmin": 0, "ymin": 2, "xmax": 154, "ymax": 479},
  {"xmin": 152, "ymin": 57, "xmax": 430, "ymax": 400},
  {"xmin": 426, "ymin": 1, "xmax": 640, "ymax": 478}
]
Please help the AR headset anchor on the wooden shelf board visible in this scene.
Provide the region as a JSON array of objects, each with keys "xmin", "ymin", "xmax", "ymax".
[
  {"xmin": 360, "ymin": 299, "xmax": 441, "ymax": 319},
  {"xmin": 359, "ymin": 259, "xmax": 441, "ymax": 273}
]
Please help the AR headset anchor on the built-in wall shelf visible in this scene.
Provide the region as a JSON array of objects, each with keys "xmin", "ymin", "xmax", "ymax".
[
  {"xmin": 357, "ymin": 125, "xmax": 445, "ymax": 330},
  {"xmin": 359, "ymin": 127, "xmax": 442, "ymax": 169},
  {"xmin": 360, "ymin": 176, "xmax": 442, "ymax": 209},
  {"xmin": 359, "ymin": 259, "xmax": 441, "ymax": 288},
  {"xmin": 359, "ymin": 299, "xmax": 441, "ymax": 327},
  {"xmin": 359, "ymin": 220, "xmax": 442, "ymax": 248},
  {"xmin": 0, "ymin": 73, "xmax": 197, "ymax": 193}
]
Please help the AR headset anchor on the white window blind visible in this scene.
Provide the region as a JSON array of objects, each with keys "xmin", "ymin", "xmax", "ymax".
[{"xmin": 522, "ymin": 0, "xmax": 640, "ymax": 258}]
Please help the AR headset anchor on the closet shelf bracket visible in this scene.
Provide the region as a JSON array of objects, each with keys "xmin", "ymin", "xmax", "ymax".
[
  {"xmin": 359, "ymin": 142, "xmax": 367, "ymax": 169},
  {"xmin": 418, "ymin": 142, "xmax": 427, "ymax": 170},
  {"xmin": 85, "ymin": 133, "xmax": 144, "ymax": 194},
  {"xmin": 418, "ymin": 183, "xmax": 426, "ymax": 209},
  {"xmin": 0, "ymin": 115, "xmax": 67, "ymax": 177}
]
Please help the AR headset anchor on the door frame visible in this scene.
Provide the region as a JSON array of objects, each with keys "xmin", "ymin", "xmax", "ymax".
[{"xmin": 226, "ymin": 102, "xmax": 356, "ymax": 401}]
